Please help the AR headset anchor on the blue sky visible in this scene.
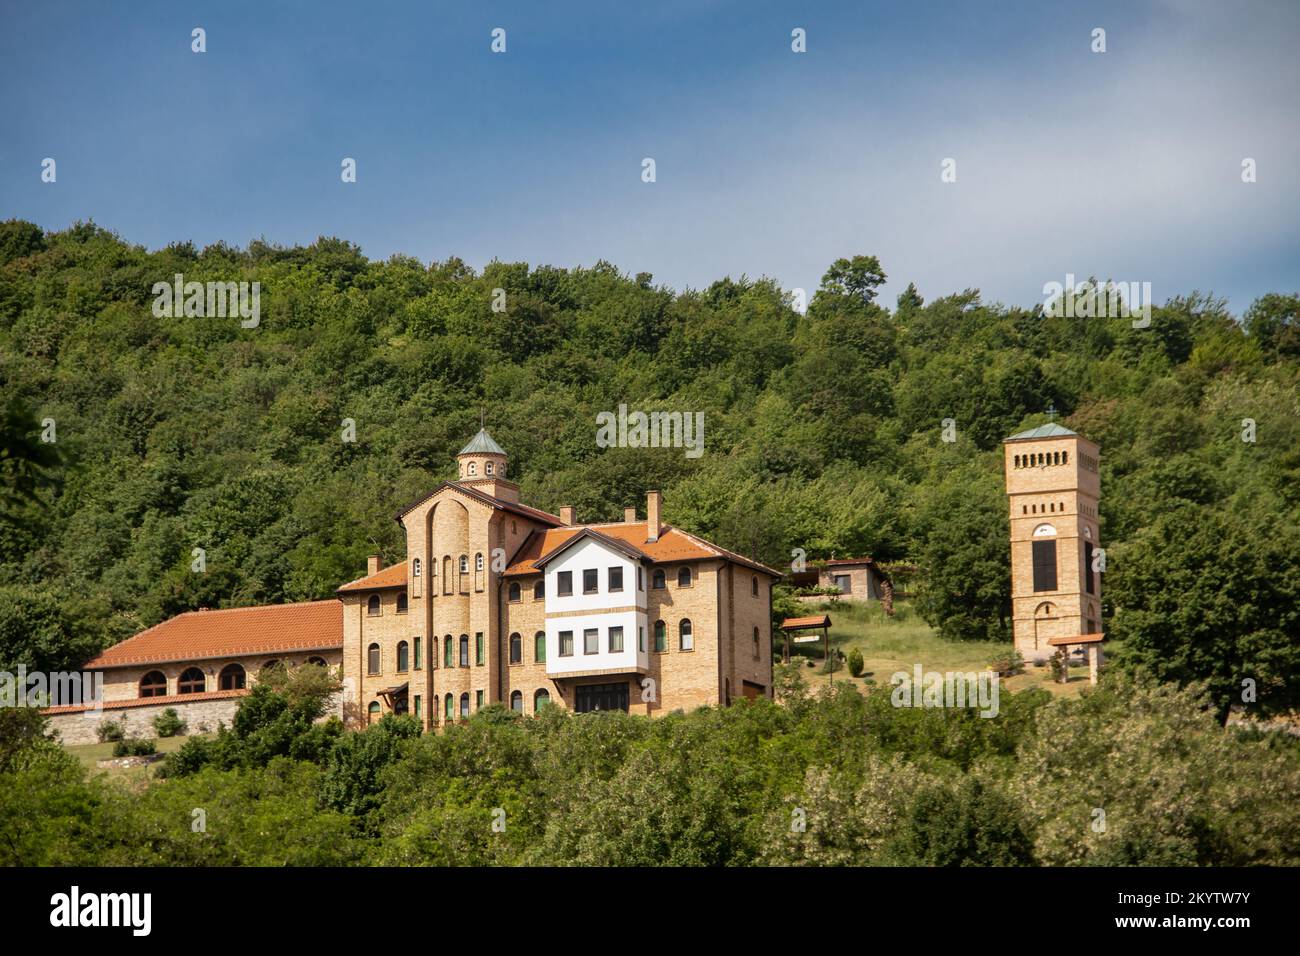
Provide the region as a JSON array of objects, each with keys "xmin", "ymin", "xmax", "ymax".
[{"xmin": 2, "ymin": 0, "xmax": 1297, "ymax": 313}]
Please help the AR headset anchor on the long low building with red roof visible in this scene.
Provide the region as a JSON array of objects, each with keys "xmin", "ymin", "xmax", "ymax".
[{"xmin": 47, "ymin": 428, "xmax": 780, "ymax": 742}]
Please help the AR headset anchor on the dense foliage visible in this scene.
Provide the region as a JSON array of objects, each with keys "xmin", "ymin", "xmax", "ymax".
[
  {"xmin": 1, "ymin": 220, "xmax": 1297, "ymax": 718},
  {"xmin": 2, "ymin": 671, "xmax": 1296, "ymax": 866}
]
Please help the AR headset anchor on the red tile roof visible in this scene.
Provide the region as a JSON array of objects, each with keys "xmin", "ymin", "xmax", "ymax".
[
  {"xmin": 1047, "ymin": 633, "xmax": 1106, "ymax": 645},
  {"xmin": 503, "ymin": 522, "xmax": 780, "ymax": 577},
  {"xmin": 337, "ymin": 562, "xmax": 408, "ymax": 593},
  {"xmin": 781, "ymin": 615, "xmax": 833, "ymax": 630},
  {"xmin": 85, "ymin": 600, "xmax": 343, "ymax": 669},
  {"xmin": 42, "ymin": 688, "xmax": 250, "ymax": 715},
  {"xmin": 395, "ymin": 481, "xmax": 563, "ymax": 526}
]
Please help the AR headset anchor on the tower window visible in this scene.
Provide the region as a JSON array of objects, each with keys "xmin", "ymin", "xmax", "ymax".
[
  {"xmin": 1032, "ymin": 540, "xmax": 1058, "ymax": 592},
  {"xmin": 486, "ymin": 461, "xmax": 494, "ymax": 476},
  {"xmin": 467, "ymin": 462, "xmax": 476, "ymax": 476}
]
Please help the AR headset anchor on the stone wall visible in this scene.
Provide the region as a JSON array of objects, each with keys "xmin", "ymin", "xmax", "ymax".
[{"xmin": 46, "ymin": 695, "xmax": 245, "ymax": 746}]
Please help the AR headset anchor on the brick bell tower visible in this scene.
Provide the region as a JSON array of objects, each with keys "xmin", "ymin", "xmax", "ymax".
[{"xmin": 1003, "ymin": 422, "xmax": 1103, "ymax": 663}]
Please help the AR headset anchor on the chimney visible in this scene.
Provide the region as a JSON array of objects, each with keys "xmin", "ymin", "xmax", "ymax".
[
  {"xmin": 646, "ymin": 490, "xmax": 661, "ymax": 543},
  {"xmin": 624, "ymin": 506, "xmax": 638, "ymax": 523},
  {"xmin": 368, "ymin": 554, "xmax": 383, "ymax": 575},
  {"xmin": 559, "ymin": 506, "xmax": 575, "ymax": 526}
]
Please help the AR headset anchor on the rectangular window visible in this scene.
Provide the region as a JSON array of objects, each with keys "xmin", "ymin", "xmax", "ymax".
[
  {"xmin": 608, "ymin": 566, "xmax": 623, "ymax": 592},
  {"xmin": 583, "ymin": 569, "xmax": 598, "ymax": 594},
  {"xmin": 833, "ymin": 574, "xmax": 851, "ymax": 594},
  {"xmin": 534, "ymin": 632, "xmax": 546, "ymax": 663},
  {"xmin": 414, "ymin": 636, "xmax": 422, "ymax": 670},
  {"xmin": 638, "ymin": 626, "xmax": 645, "ymax": 652},
  {"xmin": 609, "ymin": 626, "xmax": 624, "ymax": 653},
  {"xmin": 459, "ymin": 638, "xmax": 469, "ymax": 668},
  {"xmin": 654, "ymin": 623, "xmax": 666, "ymax": 652},
  {"xmin": 637, "ymin": 567, "xmax": 644, "ymax": 591},
  {"xmin": 414, "ymin": 695, "xmax": 421, "ymax": 718},
  {"xmin": 1032, "ymin": 540, "xmax": 1058, "ymax": 592},
  {"xmin": 1083, "ymin": 542, "xmax": 1096, "ymax": 595},
  {"xmin": 584, "ymin": 628, "xmax": 599, "ymax": 654},
  {"xmin": 557, "ymin": 571, "xmax": 572, "ymax": 596},
  {"xmin": 476, "ymin": 690, "xmax": 483, "ymax": 711},
  {"xmin": 475, "ymin": 632, "xmax": 484, "ymax": 665},
  {"xmin": 559, "ymin": 630, "xmax": 574, "ymax": 657}
]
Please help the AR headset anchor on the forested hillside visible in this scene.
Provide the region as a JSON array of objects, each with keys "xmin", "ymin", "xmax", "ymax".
[{"xmin": 1, "ymin": 219, "xmax": 1297, "ymax": 715}]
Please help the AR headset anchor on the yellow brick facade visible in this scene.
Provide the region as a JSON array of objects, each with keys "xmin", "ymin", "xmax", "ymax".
[{"xmin": 1004, "ymin": 426, "xmax": 1103, "ymax": 661}]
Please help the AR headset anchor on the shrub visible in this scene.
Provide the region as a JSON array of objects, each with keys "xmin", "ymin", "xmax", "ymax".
[
  {"xmin": 96, "ymin": 717, "xmax": 126, "ymax": 743},
  {"xmin": 1048, "ymin": 649, "xmax": 1069, "ymax": 682},
  {"xmin": 153, "ymin": 708, "xmax": 186, "ymax": 738},
  {"xmin": 111, "ymin": 736, "xmax": 156, "ymax": 757},
  {"xmin": 987, "ymin": 650, "xmax": 1025, "ymax": 677},
  {"xmin": 848, "ymin": 648, "xmax": 865, "ymax": 678}
]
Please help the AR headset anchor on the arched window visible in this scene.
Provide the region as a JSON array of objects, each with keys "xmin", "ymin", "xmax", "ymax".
[
  {"xmin": 678, "ymin": 566, "xmax": 692, "ymax": 587},
  {"xmin": 1062, "ymin": 451, "xmax": 1069, "ymax": 465},
  {"xmin": 444, "ymin": 694, "xmax": 453, "ymax": 720},
  {"xmin": 533, "ymin": 579, "xmax": 545, "ymax": 599},
  {"xmin": 218, "ymin": 663, "xmax": 246, "ymax": 690},
  {"xmin": 260, "ymin": 660, "xmax": 284, "ymax": 681},
  {"xmin": 509, "ymin": 633, "xmax": 522, "ymax": 664},
  {"xmin": 413, "ymin": 557, "xmax": 421, "ymax": 577},
  {"xmin": 178, "ymin": 667, "xmax": 205, "ymax": 694},
  {"xmin": 1032, "ymin": 523, "xmax": 1058, "ymax": 537},
  {"xmin": 397, "ymin": 641, "xmax": 409, "ymax": 672},
  {"xmin": 510, "ymin": 690, "xmax": 523, "ymax": 713},
  {"xmin": 752, "ymin": 576, "xmax": 759, "ymax": 596},
  {"xmin": 139, "ymin": 670, "xmax": 167, "ymax": 698},
  {"xmin": 486, "ymin": 461, "xmax": 494, "ymax": 476},
  {"xmin": 475, "ymin": 553, "xmax": 484, "ymax": 572},
  {"xmin": 534, "ymin": 631, "xmax": 546, "ymax": 663},
  {"xmin": 305, "ymin": 657, "xmax": 327, "ymax": 668},
  {"xmin": 1014, "ymin": 455, "xmax": 1020, "ymax": 468},
  {"xmin": 654, "ymin": 620, "xmax": 667, "ymax": 652},
  {"xmin": 509, "ymin": 582, "xmax": 521, "ymax": 602},
  {"xmin": 679, "ymin": 619, "xmax": 694, "ymax": 651},
  {"xmin": 367, "ymin": 643, "xmax": 381, "ymax": 675},
  {"xmin": 444, "ymin": 635, "xmax": 454, "ymax": 668},
  {"xmin": 754, "ymin": 626, "xmax": 761, "ymax": 659},
  {"xmin": 368, "ymin": 701, "xmax": 381, "ymax": 724},
  {"xmin": 652, "ymin": 569, "xmax": 666, "ymax": 589},
  {"xmin": 397, "ymin": 592, "xmax": 408, "ymax": 614},
  {"xmin": 367, "ymin": 594, "xmax": 381, "ymax": 616},
  {"xmin": 459, "ymin": 555, "xmax": 468, "ymax": 574},
  {"xmin": 467, "ymin": 461, "xmax": 477, "ymax": 476},
  {"xmin": 459, "ymin": 693, "xmax": 470, "ymax": 718},
  {"xmin": 459, "ymin": 635, "xmax": 469, "ymax": 667},
  {"xmin": 534, "ymin": 688, "xmax": 551, "ymax": 712}
]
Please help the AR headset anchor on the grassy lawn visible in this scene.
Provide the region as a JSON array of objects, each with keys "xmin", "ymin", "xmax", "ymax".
[
  {"xmin": 785, "ymin": 600, "xmax": 1103, "ymax": 699},
  {"xmin": 65, "ymin": 734, "xmax": 197, "ymax": 784}
]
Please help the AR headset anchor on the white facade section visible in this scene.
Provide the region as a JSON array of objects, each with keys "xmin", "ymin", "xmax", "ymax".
[{"xmin": 543, "ymin": 536, "xmax": 649, "ymax": 676}]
